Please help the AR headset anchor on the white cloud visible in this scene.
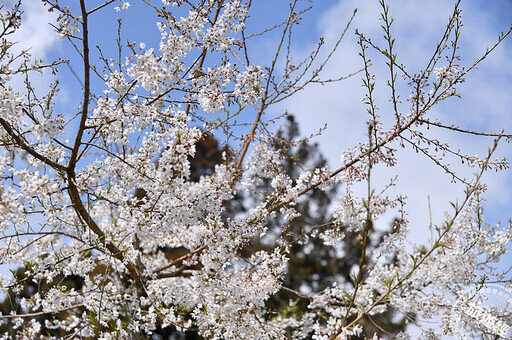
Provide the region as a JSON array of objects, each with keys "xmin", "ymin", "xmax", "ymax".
[
  {"xmin": 273, "ymin": 2, "xmax": 512, "ymax": 335},
  {"xmin": 3, "ymin": 1, "xmax": 60, "ymax": 97},
  {"xmin": 10, "ymin": 0, "xmax": 58, "ymax": 58},
  {"xmin": 275, "ymin": 0, "xmax": 512, "ymax": 240},
  {"xmin": 0, "ymin": 1, "xmax": 59, "ymax": 278}
]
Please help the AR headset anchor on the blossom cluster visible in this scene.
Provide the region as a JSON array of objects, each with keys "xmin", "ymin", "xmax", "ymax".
[{"xmin": 0, "ymin": 0, "xmax": 510, "ymax": 339}]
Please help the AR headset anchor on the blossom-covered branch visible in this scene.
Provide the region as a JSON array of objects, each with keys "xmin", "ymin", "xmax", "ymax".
[{"xmin": 0, "ymin": 0, "xmax": 510, "ymax": 339}]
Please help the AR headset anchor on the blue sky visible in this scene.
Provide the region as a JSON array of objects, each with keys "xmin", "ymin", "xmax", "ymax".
[
  {"xmin": 7, "ymin": 0, "xmax": 512, "ymax": 335},
  {"xmin": 269, "ymin": 0, "xmax": 512, "ymax": 237}
]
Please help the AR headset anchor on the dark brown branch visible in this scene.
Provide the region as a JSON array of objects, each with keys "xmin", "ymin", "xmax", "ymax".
[
  {"xmin": 69, "ymin": 0, "xmax": 91, "ymax": 168},
  {"xmin": 280, "ymin": 286, "xmax": 313, "ymax": 302},
  {"xmin": 65, "ymin": 171, "xmax": 144, "ymax": 287},
  {"xmin": 418, "ymin": 119, "xmax": 512, "ymax": 138},
  {"xmin": 0, "ymin": 117, "xmax": 67, "ymax": 172},
  {"xmin": 156, "ymin": 269, "xmax": 196, "ymax": 279},
  {"xmin": 87, "ymin": 0, "xmax": 116, "ymax": 15},
  {"xmin": 61, "ymin": 0, "xmax": 144, "ymax": 291},
  {"xmin": 0, "ymin": 305, "xmax": 82, "ymax": 319},
  {"xmin": 154, "ymin": 245, "xmax": 206, "ymax": 274}
]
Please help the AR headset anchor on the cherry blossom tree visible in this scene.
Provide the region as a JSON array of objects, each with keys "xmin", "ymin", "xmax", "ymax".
[{"xmin": 0, "ymin": 0, "xmax": 511, "ymax": 339}]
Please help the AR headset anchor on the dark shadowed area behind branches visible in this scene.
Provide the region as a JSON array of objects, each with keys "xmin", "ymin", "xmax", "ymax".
[{"xmin": 0, "ymin": 117, "xmax": 406, "ymax": 339}]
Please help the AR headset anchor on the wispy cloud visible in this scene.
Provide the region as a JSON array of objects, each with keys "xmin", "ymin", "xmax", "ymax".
[
  {"xmin": 276, "ymin": 0, "xmax": 512, "ymax": 239},
  {"xmin": 10, "ymin": 1, "xmax": 58, "ymax": 58},
  {"xmin": 5, "ymin": 1, "xmax": 59, "ymax": 98}
]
